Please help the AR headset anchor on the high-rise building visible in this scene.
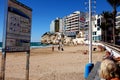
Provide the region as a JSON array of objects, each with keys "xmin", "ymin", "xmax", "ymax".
[
  {"xmin": 50, "ymin": 11, "xmax": 103, "ymax": 42},
  {"xmin": 92, "ymin": 15, "xmax": 102, "ymax": 42},
  {"xmin": 50, "ymin": 18, "xmax": 63, "ymax": 33},
  {"xmin": 50, "ymin": 20, "xmax": 55, "ymax": 33},
  {"xmin": 84, "ymin": 14, "xmax": 102, "ymax": 42},
  {"xmin": 84, "ymin": 13, "xmax": 89, "ymax": 40},
  {"xmin": 55, "ymin": 19, "xmax": 59, "ymax": 32},
  {"xmin": 64, "ymin": 11, "xmax": 86, "ymax": 37}
]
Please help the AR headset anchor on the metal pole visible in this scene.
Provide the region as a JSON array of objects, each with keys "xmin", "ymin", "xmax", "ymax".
[
  {"xmin": 26, "ymin": 51, "xmax": 30, "ymax": 80},
  {"xmin": 1, "ymin": 0, "xmax": 8, "ymax": 79},
  {"xmin": 89, "ymin": 0, "xmax": 92, "ymax": 63}
]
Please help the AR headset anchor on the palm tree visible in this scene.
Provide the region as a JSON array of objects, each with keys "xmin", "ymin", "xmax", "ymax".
[
  {"xmin": 101, "ymin": 11, "xmax": 113, "ymax": 42},
  {"xmin": 107, "ymin": 0, "xmax": 120, "ymax": 44},
  {"xmin": 100, "ymin": 22, "xmax": 106, "ymax": 42}
]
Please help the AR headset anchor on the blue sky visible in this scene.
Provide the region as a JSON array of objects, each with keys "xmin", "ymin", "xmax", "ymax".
[{"xmin": 0, "ymin": 0, "xmax": 120, "ymax": 42}]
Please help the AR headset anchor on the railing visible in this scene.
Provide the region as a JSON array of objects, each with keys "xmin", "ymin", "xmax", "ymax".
[{"xmin": 103, "ymin": 42, "xmax": 120, "ymax": 53}]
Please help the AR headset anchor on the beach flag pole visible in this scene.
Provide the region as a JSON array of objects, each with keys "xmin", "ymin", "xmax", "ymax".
[
  {"xmin": 88, "ymin": 0, "xmax": 92, "ymax": 64},
  {"xmin": 84, "ymin": 0, "xmax": 94, "ymax": 78}
]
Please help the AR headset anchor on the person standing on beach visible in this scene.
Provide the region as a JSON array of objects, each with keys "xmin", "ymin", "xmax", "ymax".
[
  {"xmin": 59, "ymin": 41, "xmax": 64, "ymax": 51},
  {"xmin": 52, "ymin": 45, "xmax": 54, "ymax": 52},
  {"xmin": 61, "ymin": 44, "xmax": 64, "ymax": 51},
  {"xmin": 58, "ymin": 45, "xmax": 60, "ymax": 51},
  {"xmin": 58, "ymin": 40, "xmax": 64, "ymax": 51}
]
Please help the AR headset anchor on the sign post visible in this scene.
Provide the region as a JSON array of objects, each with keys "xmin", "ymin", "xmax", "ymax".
[
  {"xmin": 1, "ymin": 52, "xmax": 6, "ymax": 80},
  {"xmin": 26, "ymin": 51, "xmax": 30, "ymax": 80},
  {"xmin": 1, "ymin": 0, "xmax": 32, "ymax": 80}
]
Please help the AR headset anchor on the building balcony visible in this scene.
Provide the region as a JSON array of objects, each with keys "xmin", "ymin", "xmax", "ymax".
[{"xmin": 116, "ymin": 20, "xmax": 120, "ymax": 24}]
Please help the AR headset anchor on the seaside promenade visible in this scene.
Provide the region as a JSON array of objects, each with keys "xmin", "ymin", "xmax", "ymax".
[{"xmin": 0, "ymin": 45, "xmax": 104, "ymax": 80}]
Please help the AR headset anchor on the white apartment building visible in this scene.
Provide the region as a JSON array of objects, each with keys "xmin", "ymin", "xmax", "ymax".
[
  {"xmin": 50, "ymin": 11, "xmax": 103, "ymax": 42},
  {"xmin": 50, "ymin": 20, "xmax": 55, "ymax": 33},
  {"xmin": 64, "ymin": 11, "xmax": 86, "ymax": 37},
  {"xmin": 84, "ymin": 13, "xmax": 89, "ymax": 40},
  {"xmin": 84, "ymin": 14, "xmax": 102, "ymax": 42},
  {"xmin": 59, "ymin": 19, "xmax": 64, "ymax": 33},
  {"xmin": 92, "ymin": 15, "xmax": 102, "ymax": 42}
]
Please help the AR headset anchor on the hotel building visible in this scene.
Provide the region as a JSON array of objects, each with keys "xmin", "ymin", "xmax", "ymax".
[
  {"xmin": 92, "ymin": 15, "xmax": 102, "ymax": 42},
  {"xmin": 84, "ymin": 14, "xmax": 102, "ymax": 42},
  {"xmin": 50, "ymin": 11, "xmax": 103, "ymax": 42},
  {"xmin": 64, "ymin": 11, "xmax": 86, "ymax": 37},
  {"xmin": 50, "ymin": 18, "xmax": 63, "ymax": 33}
]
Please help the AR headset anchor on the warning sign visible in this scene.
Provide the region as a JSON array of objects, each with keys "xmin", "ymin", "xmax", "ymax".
[{"xmin": 5, "ymin": 0, "xmax": 32, "ymax": 52}]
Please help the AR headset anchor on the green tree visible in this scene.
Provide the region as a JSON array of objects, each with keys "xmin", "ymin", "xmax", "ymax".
[
  {"xmin": 101, "ymin": 11, "xmax": 113, "ymax": 42},
  {"xmin": 107, "ymin": 0, "xmax": 120, "ymax": 44}
]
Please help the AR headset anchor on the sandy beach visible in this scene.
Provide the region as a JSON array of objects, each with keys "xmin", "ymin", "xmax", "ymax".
[{"xmin": 0, "ymin": 45, "xmax": 105, "ymax": 80}]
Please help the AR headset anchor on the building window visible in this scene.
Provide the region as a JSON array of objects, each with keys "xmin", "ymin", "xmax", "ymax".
[
  {"xmin": 93, "ymin": 37, "xmax": 94, "ymax": 40},
  {"xmin": 93, "ymin": 32, "xmax": 96, "ymax": 35},
  {"xmin": 97, "ymin": 19, "xmax": 100, "ymax": 26},
  {"xmin": 95, "ymin": 24, "xmax": 96, "ymax": 27},
  {"xmin": 97, "ymin": 27, "xmax": 100, "ymax": 31},
  {"xmin": 55, "ymin": 20, "xmax": 59, "ymax": 32}
]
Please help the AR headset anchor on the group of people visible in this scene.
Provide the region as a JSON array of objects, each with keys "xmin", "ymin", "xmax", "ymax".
[
  {"xmin": 58, "ymin": 41, "xmax": 64, "ymax": 51},
  {"xmin": 99, "ymin": 50, "xmax": 120, "ymax": 80},
  {"xmin": 52, "ymin": 41, "xmax": 64, "ymax": 52}
]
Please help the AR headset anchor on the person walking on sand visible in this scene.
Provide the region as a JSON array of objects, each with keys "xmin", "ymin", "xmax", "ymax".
[
  {"xmin": 58, "ymin": 44, "xmax": 60, "ymax": 51},
  {"xmin": 61, "ymin": 44, "xmax": 64, "ymax": 51},
  {"xmin": 58, "ymin": 41, "xmax": 64, "ymax": 51},
  {"xmin": 59, "ymin": 41, "xmax": 64, "ymax": 51},
  {"xmin": 52, "ymin": 45, "xmax": 54, "ymax": 52}
]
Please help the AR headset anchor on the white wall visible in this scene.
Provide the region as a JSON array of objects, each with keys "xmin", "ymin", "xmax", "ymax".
[{"xmin": 50, "ymin": 20, "xmax": 55, "ymax": 33}]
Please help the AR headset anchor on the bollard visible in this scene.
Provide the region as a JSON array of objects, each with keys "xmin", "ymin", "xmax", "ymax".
[{"xmin": 84, "ymin": 63, "xmax": 94, "ymax": 79}]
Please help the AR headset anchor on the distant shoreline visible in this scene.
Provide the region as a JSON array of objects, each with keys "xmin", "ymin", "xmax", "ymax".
[{"xmin": 0, "ymin": 42, "xmax": 52, "ymax": 52}]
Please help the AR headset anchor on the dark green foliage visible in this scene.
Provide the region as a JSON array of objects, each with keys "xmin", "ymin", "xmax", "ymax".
[
  {"xmin": 106, "ymin": 0, "xmax": 120, "ymax": 44},
  {"xmin": 100, "ymin": 11, "xmax": 113, "ymax": 42},
  {"xmin": 107, "ymin": 0, "xmax": 120, "ymax": 8}
]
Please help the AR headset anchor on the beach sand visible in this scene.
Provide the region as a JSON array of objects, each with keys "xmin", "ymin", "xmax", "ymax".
[{"xmin": 0, "ymin": 45, "xmax": 105, "ymax": 80}]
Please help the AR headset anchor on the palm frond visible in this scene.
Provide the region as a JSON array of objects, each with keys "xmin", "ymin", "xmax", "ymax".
[{"xmin": 107, "ymin": 0, "xmax": 120, "ymax": 8}]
